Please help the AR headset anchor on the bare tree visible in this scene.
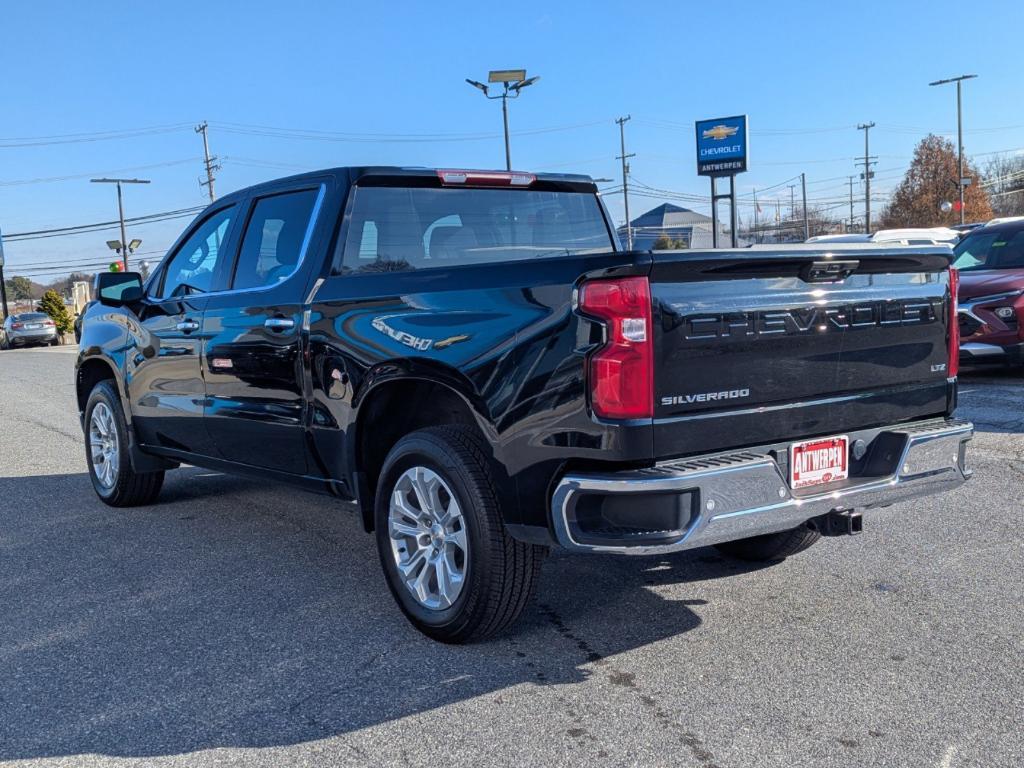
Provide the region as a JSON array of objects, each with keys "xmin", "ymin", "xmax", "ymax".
[{"xmin": 984, "ymin": 153, "xmax": 1024, "ymax": 218}]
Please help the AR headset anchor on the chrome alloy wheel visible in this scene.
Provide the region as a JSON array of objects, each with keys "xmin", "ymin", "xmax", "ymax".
[
  {"xmin": 388, "ymin": 466, "xmax": 468, "ymax": 610},
  {"xmin": 88, "ymin": 402, "xmax": 120, "ymax": 490}
]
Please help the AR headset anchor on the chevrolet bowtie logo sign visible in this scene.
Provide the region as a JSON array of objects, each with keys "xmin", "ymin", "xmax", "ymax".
[
  {"xmin": 696, "ymin": 115, "xmax": 748, "ymax": 178},
  {"xmin": 702, "ymin": 124, "xmax": 739, "ymax": 141}
]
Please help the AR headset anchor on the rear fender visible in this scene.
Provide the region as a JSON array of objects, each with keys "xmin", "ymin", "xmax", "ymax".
[{"xmin": 348, "ymin": 360, "xmax": 507, "ymax": 531}]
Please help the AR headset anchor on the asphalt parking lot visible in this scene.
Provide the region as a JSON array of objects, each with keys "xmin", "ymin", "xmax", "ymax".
[{"xmin": 1, "ymin": 346, "xmax": 1021, "ymax": 768}]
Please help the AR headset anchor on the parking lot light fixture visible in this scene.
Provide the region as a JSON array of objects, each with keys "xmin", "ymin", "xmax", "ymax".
[
  {"xmin": 466, "ymin": 70, "xmax": 540, "ymax": 171},
  {"xmin": 928, "ymin": 74, "xmax": 978, "ymax": 225},
  {"xmin": 90, "ymin": 178, "xmax": 151, "ymax": 270}
]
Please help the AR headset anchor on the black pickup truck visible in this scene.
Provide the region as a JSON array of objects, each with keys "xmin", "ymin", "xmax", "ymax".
[{"xmin": 77, "ymin": 166, "xmax": 973, "ymax": 642}]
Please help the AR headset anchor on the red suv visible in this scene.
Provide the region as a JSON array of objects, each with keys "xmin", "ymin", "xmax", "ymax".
[{"xmin": 953, "ymin": 218, "xmax": 1024, "ymax": 368}]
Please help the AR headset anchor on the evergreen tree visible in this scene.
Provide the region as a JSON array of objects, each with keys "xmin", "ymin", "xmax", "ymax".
[{"xmin": 38, "ymin": 289, "xmax": 73, "ymax": 336}]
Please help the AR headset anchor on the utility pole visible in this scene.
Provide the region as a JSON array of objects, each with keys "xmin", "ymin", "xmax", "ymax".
[
  {"xmin": 753, "ymin": 188, "xmax": 759, "ymax": 245},
  {"xmin": 856, "ymin": 122, "xmax": 876, "ymax": 233},
  {"xmin": 90, "ymin": 178, "xmax": 150, "ymax": 271},
  {"xmin": 195, "ymin": 121, "xmax": 220, "ymax": 203},
  {"xmin": 801, "ymin": 172, "xmax": 809, "ymax": 240},
  {"xmin": 0, "ymin": 267, "xmax": 8, "ymax": 319},
  {"xmin": 0, "ymin": 228, "xmax": 8, "ymax": 319},
  {"xmin": 848, "ymin": 176, "xmax": 855, "ymax": 232},
  {"xmin": 929, "ymin": 74, "xmax": 977, "ymax": 225},
  {"xmin": 616, "ymin": 116, "xmax": 636, "ymax": 249}
]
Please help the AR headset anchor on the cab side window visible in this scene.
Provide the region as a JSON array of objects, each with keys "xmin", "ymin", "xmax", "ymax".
[
  {"xmin": 159, "ymin": 206, "xmax": 235, "ymax": 299},
  {"xmin": 231, "ymin": 189, "xmax": 319, "ymax": 290}
]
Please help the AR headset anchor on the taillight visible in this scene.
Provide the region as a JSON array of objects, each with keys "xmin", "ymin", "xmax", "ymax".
[
  {"xmin": 11, "ymin": 322, "xmax": 23, "ymax": 330},
  {"xmin": 948, "ymin": 266, "xmax": 959, "ymax": 378},
  {"xmin": 436, "ymin": 169, "xmax": 536, "ymax": 187},
  {"xmin": 579, "ymin": 276, "xmax": 653, "ymax": 419},
  {"xmin": 43, "ymin": 320, "xmax": 55, "ymax": 327}
]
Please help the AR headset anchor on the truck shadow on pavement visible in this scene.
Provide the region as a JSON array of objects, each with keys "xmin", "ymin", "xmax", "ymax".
[{"xmin": 0, "ymin": 467, "xmax": 769, "ymax": 761}]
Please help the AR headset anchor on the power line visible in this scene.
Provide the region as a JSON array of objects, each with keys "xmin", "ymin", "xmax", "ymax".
[
  {"xmin": 4, "ymin": 249, "xmax": 166, "ymax": 271},
  {"xmin": 637, "ymin": 117, "xmax": 1024, "ymax": 137},
  {"xmin": 0, "ymin": 158, "xmax": 200, "ymax": 188},
  {"xmin": 209, "ymin": 118, "xmax": 610, "ymax": 144},
  {"xmin": 222, "ymin": 156, "xmax": 315, "ymax": 172},
  {"xmin": 0, "ymin": 123, "xmax": 193, "ymax": 148},
  {"xmin": 4, "ymin": 206, "xmax": 204, "ymax": 241}
]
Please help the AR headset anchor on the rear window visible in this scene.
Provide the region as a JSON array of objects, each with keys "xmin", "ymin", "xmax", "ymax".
[
  {"xmin": 953, "ymin": 227, "xmax": 1024, "ymax": 270},
  {"xmin": 18, "ymin": 313, "xmax": 48, "ymax": 321},
  {"xmin": 339, "ymin": 186, "xmax": 613, "ymax": 273}
]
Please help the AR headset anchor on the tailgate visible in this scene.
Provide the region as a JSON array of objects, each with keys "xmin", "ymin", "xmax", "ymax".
[{"xmin": 650, "ymin": 245, "xmax": 955, "ymax": 458}]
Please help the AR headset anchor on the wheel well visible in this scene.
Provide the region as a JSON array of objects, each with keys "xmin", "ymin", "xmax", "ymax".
[
  {"xmin": 76, "ymin": 358, "xmax": 117, "ymax": 414},
  {"xmin": 356, "ymin": 379, "xmax": 483, "ymax": 531}
]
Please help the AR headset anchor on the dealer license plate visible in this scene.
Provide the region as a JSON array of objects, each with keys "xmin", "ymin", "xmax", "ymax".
[{"xmin": 790, "ymin": 435, "xmax": 849, "ymax": 489}]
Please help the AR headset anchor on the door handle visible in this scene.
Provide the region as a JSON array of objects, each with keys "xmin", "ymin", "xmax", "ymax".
[
  {"xmin": 176, "ymin": 319, "xmax": 200, "ymax": 333},
  {"xmin": 264, "ymin": 317, "xmax": 295, "ymax": 332}
]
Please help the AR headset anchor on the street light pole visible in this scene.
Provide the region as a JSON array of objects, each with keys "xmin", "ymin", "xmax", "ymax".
[
  {"xmin": 115, "ymin": 182, "xmax": 127, "ymax": 265},
  {"xmin": 501, "ymin": 87, "xmax": 512, "ymax": 171},
  {"xmin": 929, "ymin": 74, "xmax": 977, "ymax": 225},
  {"xmin": 466, "ymin": 71, "xmax": 539, "ymax": 171},
  {"xmin": 90, "ymin": 178, "xmax": 150, "ymax": 271}
]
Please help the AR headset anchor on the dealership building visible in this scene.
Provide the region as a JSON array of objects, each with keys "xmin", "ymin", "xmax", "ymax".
[{"xmin": 618, "ymin": 203, "xmax": 740, "ymax": 250}]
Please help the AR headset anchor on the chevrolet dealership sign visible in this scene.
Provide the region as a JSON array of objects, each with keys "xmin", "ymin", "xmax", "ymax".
[{"xmin": 695, "ymin": 115, "xmax": 748, "ymax": 176}]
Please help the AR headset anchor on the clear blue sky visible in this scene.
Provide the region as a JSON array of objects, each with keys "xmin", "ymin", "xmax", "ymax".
[{"xmin": 2, "ymin": 0, "xmax": 1023, "ymax": 280}]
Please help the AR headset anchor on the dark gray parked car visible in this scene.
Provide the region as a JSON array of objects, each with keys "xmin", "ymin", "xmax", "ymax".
[{"xmin": 0, "ymin": 312, "xmax": 59, "ymax": 349}]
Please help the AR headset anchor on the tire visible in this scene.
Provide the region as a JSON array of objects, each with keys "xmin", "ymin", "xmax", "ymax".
[
  {"xmin": 49, "ymin": 337, "xmax": 60, "ymax": 346},
  {"xmin": 84, "ymin": 380, "xmax": 164, "ymax": 507},
  {"xmin": 374, "ymin": 425, "xmax": 544, "ymax": 643},
  {"xmin": 714, "ymin": 524, "xmax": 821, "ymax": 562}
]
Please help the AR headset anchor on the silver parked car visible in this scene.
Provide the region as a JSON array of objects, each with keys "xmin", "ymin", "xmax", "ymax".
[{"xmin": 0, "ymin": 312, "xmax": 59, "ymax": 349}]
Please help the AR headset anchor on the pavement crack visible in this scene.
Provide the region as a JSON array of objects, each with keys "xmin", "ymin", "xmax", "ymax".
[{"xmin": 14, "ymin": 413, "xmax": 81, "ymax": 444}]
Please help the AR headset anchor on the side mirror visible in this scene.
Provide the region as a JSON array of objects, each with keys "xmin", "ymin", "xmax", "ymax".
[{"xmin": 95, "ymin": 272, "xmax": 144, "ymax": 307}]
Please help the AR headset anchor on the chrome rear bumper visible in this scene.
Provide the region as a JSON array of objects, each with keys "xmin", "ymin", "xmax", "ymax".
[{"xmin": 551, "ymin": 418, "xmax": 973, "ymax": 555}]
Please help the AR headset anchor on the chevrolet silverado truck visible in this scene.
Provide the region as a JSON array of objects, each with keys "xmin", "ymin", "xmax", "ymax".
[{"xmin": 76, "ymin": 167, "xmax": 974, "ymax": 642}]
